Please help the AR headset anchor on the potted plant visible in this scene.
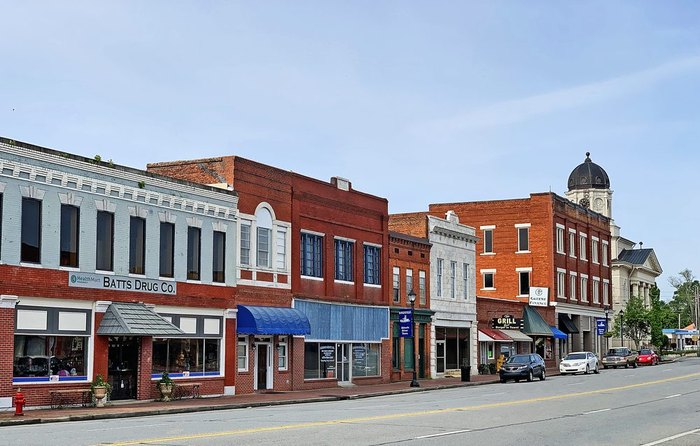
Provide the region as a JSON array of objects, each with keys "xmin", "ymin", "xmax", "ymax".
[
  {"xmin": 158, "ymin": 371, "xmax": 175, "ymax": 402},
  {"xmin": 91, "ymin": 374, "xmax": 111, "ymax": 407}
]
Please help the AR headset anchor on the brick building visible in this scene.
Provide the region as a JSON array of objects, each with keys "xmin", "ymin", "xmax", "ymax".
[
  {"xmin": 389, "ymin": 210, "xmax": 478, "ymax": 378},
  {"xmin": 148, "ymin": 157, "xmax": 392, "ymax": 391},
  {"xmin": 429, "ymin": 192, "xmax": 612, "ymax": 369},
  {"xmin": 0, "ymin": 137, "xmax": 238, "ymax": 407}
]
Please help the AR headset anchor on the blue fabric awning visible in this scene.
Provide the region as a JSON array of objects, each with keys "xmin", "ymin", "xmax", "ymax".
[
  {"xmin": 237, "ymin": 305, "xmax": 311, "ymax": 335},
  {"xmin": 550, "ymin": 325, "xmax": 568, "ymax": 340}
]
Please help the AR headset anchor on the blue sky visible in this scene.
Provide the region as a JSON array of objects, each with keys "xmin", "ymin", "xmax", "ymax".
[{"xmin": 2, "ymin": 2, "xmax": 699, "ymax": 299}]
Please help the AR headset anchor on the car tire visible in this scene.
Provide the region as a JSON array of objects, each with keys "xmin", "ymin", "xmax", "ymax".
[
  {"xmin": 632, "ymin": 361, "xmax": 637, "ymax": 368},
  {"xmin": 560, "ymin": 372, "xmax": 567, "ymax": 376},
  {"xmin": 515, "ymin": 379, "xmax": 520, "ymax": 383},
  {"xmin": 585, "ymin": 365, "xmax": 590, "ymax": 374},
  {"xmin": 594, "ymin": 364, "xmax": 599, "ymax": 374},
  {"xmin": 624, "ymin": 363, "xmax": 628, "ymax": 369},
  {"xmin": 540, "ymin": 369, "xmax": 546, "ymax": 381},
  {"xmin": 527, "ymin": 371, "xmax": 533, "ymax": 382},
  {"xmin": 500, "ymin": 378, "xmax": 506, "ymax": 383},
  {"xmin": 603, "ymin": 365, "xmax": 608, "ymax": 369}
]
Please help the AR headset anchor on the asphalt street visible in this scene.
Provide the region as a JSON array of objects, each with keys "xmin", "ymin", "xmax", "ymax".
[{"xmin": 4, "ymin": 358, "xmax": 700, "ymax": 446}]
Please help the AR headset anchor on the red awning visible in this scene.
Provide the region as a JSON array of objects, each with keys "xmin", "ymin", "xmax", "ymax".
[{"xmin": 478, "ymin": 328, "xmax": 513, "ymax": 342}]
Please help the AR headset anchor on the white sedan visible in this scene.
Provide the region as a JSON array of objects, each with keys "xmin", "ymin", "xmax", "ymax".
[{"xmin": 559, "ymin": 351, "xmax": 599, "ymax": 375}]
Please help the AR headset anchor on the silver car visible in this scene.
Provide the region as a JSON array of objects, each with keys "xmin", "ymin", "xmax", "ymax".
[{"xmin": 559, "ymin": 351, "xmax": 599, "ymax": 375}]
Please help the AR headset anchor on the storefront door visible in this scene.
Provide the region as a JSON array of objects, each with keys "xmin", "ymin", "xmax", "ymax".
[
  {"xmin": 255, "ymin": 343, "xmax": 271, "ymax": 390},
  {"xmin": 436, "ymin": 340, "xmax": 446, "ymax": 374},
  {"xmin": 336, "ymin": 343, "xmax": 351, "ymax": 383},
  {"xmin": 108, "ymin": 336, "xmax": 139, "ymax": 400}
]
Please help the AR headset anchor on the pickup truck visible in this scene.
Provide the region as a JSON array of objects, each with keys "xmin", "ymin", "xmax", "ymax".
[{"xmin": 601, "ymin": 347, "xmax": 638, "ymax": 369}]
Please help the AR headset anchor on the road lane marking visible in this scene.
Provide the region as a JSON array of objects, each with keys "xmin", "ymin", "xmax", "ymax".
[
  {"xmin": 101, "ymin": 371, "xmax": 700, "ymax": 446},
  {"xmin": 664, "ymin": 394, "xmax": 681, "ymax": 399},
  {"xmin": 641, "ymin": 428, "xmax": 700, "ymax": 446},
  {"xmin": 583, "ymin": 408, "xmax": 610, "ymax": 415},
  {"xmin": 416, "ymin": 429, "xmax": 471, "ymax": 439}
]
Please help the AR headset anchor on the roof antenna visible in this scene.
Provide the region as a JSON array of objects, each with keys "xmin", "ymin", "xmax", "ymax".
[{"xmin": 639, "ymin": 241, "xmax": 643, "ymax": 249}]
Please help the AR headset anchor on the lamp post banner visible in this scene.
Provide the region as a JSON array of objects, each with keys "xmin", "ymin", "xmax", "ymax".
[
  {"xmin": 596, "ymin": 318, "xmax": 607, "ymax": 335},
  {"xmin": 399, "ymin": 309, "xmax": 413, "ymax": 338}
]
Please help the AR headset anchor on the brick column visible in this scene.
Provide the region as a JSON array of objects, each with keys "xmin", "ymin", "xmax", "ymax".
[
  {"xmin": 137, "ymin": 337, "xmax": 153, "ymax": 400},
  {"xmin": 93, "ymin": 301, "xmax": 111, "ymax": 382},
  {"xmin": 0, "ymin": 296, "xmax": 18, "ymax": 408},
  {"xmin": 224, "ymin": 309, "xmax": 236, "ymax": 395}
]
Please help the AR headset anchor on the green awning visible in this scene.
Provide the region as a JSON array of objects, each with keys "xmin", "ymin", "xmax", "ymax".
[
  {"xmin": 523, "ymin": 305, "xmax": 554, "ymax": 337},
  {"xmin": 558, "ymin": 313, "xmax": 579, "ymax": 334}
]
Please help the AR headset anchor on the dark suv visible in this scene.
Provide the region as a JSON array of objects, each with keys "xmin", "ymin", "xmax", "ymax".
[{"xmin": 499, "ymin": 353, "xmax": 546, "ymax": 383}]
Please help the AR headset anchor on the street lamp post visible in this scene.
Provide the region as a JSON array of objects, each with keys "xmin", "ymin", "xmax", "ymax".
[
  {"xmin": 619, "ymin": 310, "xmax": 625, "ymax": 349},
  {"xmin": 604, "ymin": 305, "xmax": 610, "ymax": 353},
  {"xmin": 408, "ymin": 289, "xmax": 420, "ymax": 388}
]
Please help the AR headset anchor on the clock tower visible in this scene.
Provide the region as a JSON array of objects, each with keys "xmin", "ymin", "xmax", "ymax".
[{"xmin": 565, "ymin": 152, "xmax": 612, "ymax": 219}]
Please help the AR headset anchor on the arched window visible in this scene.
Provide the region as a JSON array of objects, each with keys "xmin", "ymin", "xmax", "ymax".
[{"xmin": 256, "ymin": 208, "xmax": 272, "ymax": 268}]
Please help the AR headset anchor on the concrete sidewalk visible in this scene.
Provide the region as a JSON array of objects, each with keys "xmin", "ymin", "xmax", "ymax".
[{"xmin": 0, "ymin": 374, "xmax": 502, "ymax": 427}]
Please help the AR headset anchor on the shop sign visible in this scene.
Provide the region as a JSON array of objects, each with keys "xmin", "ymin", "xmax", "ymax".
[
  {"xmin": 596, "ymin": 318, "xmax": 607, "ymax": 335},
  {"xmin": 353, "ymin": 345, "xmax": 366, "ymax": 360},
  {"xmin": 399, "ymin": 309, "xmax": 413, "ymax": 337},
  {"xmin": 320, "ymin": 345, "xmax": 335, "ymax": 363},
  {"xmin": 529, "ymin": 287, "xmax": 549, "ymax": 307},
  {"xmin": 491, "ymin": 314, "xmax": 524, "ymax": 330},
  {"xmin": 68, "ymin": 272, "xmax": 177, "ymax": 295}
]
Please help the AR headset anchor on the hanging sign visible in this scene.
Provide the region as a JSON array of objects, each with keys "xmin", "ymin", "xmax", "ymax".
[
  {"xmin": 399, "ymin": 309, "xmax": 413, "ymax": 337},
  {"xmin": 529, "ymin": 287, "xmax": 549, "ymax": 307},
  {"xmin": 596, "ymin": 318, "xmax": 607, "ymax": 336},
  {"xmin": 491, "ymin": 314, "xmax": 524, "ymax": 330}
]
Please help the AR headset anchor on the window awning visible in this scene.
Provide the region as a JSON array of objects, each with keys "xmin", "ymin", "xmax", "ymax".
[
  {"xmin": 500, "ymin": 329, "xmax": 533, "ymax": 343},
  {"xmin": 97, "ymin": 302, "xmax": 184, "ymax": 336},
  {"xmin": 523, "ymin": 305, "xmax": 555, "ymax": 337},
  {"xmin": 550, "ymin": 326, "xmax": 568, "ymax": 340},
  {"xmin": 237, "ymin": 305, "xmax": 311, "ymax": 335},
  {"xmin": 478, "ymin": 328, "xmax": 513, "ymax": 342},
  {"xmin": 558, "ymin": 313, "xmax": 579, "ymax": 334}
]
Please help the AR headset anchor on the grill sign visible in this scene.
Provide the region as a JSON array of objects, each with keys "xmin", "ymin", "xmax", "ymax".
[
  {"xmin": 69, "ymin": 272, "xmax": 177, "ymax": 295},
  {"xmin": 491, "ymin": 314, "xmax": 524, "ymax": 330}
]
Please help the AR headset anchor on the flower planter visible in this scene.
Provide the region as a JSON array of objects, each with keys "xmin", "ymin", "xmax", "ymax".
[
  {"xmin": 93, "ymin": 385, "xmax": 108, "ymax": 407},
  {"xmin": 159, "ymin": 383, "xmax": 174, "ymax": 402}
]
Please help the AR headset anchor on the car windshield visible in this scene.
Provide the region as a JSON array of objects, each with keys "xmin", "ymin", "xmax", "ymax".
[
  {"xmin": 607, "ymin": 349, "xmax": 626, "ymax": 356},
  {"xmin": 564, "ymin": 353, "xmax": 586, "ymax": 360},
  {"xmin": 639, "ymin": 349, "xmax": 653, "ymax": 355},
  {"xmin": 506, "ymin": 355, "xmax": 530, "ymax": 364}
]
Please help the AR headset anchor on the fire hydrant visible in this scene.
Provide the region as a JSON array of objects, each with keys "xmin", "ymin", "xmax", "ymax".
[{"xmin": 13, "ymin": 388, "xmax": 25, "ymax": 416}]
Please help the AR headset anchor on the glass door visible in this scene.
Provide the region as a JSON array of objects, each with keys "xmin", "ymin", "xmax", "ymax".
[
  {"xmin": 436, "ymin": 340, "xmax": 446, "ymax": 374},
  {"xmin": 336, "ymin": 343, "xmax": 351, "ymax": 383},
  {"xmin": 108, "ymin": 336, "xmax": 139, "ymax": 400}
]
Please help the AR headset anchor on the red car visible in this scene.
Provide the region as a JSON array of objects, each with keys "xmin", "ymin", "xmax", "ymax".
[{"xmin": 636, "ymin": 348, "xmax": 660, "ymax": 366}]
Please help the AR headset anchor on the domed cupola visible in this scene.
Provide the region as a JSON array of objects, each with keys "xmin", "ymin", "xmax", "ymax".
[{"xmin": 567, "ymin": 152, "xmax": 610, "ymax": 191}]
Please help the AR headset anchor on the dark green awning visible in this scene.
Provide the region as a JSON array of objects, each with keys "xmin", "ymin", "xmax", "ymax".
[
  {"xmin": 523, "ymin": 305, "xmax": 554, "ymax": 337},
  {"xmin": 558, "ymin": 313, "xmax": 579, "ymax": 334}
]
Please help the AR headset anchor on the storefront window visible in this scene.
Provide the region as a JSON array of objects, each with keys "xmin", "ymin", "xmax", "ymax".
[
  {"xmin": 152, "ymin": 338, "xmax": 220, "ymax": 376},
  {"xmin": 237, "ymin": 336, "xmax": 248, "ymax": 371},
  {"xmin": 304, "ymin": 342, "xmax": 336, "ymax": 379},
  {"xmin": 14, "ymin": 335, "xmax": 87, "ymax": 378},
  {"xmin": 351, "ymin": 343, "xmax": 380, "ymax": 377},
  {"xmin": 278, "ymin": 336, "xmax": 288, "ymax": 370}
]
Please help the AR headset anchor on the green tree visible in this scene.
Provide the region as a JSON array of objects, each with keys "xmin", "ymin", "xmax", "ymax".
[
  {"xmin": 612, "ymin": 296, "xmax": 650, "ymax": 349},
  {"xmin": 668, "ymin": 269, "xmax": 700, "ymax": 328},
  {"xmin": 648, "ymin": 285, "xmax": 676, "ymax": 349}
]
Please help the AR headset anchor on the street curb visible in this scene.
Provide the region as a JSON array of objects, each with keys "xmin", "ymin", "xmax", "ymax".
[{"xmin": 0, "ymin": 379, "xmax": 499, "ymax": 427}]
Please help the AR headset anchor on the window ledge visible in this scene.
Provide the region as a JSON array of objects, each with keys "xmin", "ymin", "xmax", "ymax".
[
  {"xmin": 59, "ymin": 266, "xmax": 80, "ymax": 272},
  {"xmin": 363, "ymin": 283, "xmax": 381, "ymax": 288},
  {"xmin": 19, "ymin": 262, "xmax": 43, "ymax": 269},
  {"xmin": 480, "ymin": 252, "xmax": 496, "ymax": 256},
  {"xmin": 334, "ymin": 279, "xmax": 355, "ymax": 285},
  {"xmin": 301, "ymin": 275, "xmax": 324, "ymax": 282},
  {"xmin": 158, "ymin": 277, "xmax": 176, "ymax": 281},
  {"xmin": 481, "ymin": 287, "xmax": 496, "ymax": 291},
  {"xmin": 95, "ymin": 270, "xmax": 115, "ymax": 275},
  {"xmin": 515, "ymin": 251, "xmax": 531, "ymax": 254}
]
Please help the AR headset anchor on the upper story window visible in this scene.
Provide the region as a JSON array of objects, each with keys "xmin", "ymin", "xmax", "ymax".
[
  {"xmin": 301, "ymin": 232, "xmax": 323, "ymax": 277},
  {"xmin": 21, "ymin": 198, "xmax": 42, "ymax": 263},
  {"xmin": 603, "ymin": 280, "xmax": 610, "ymax": 305},
  {"xmin": 518, "ymin": 270, "xmax": 530, "ymax": 296},
  {"xmin": 568, "ymin": 230, "xmax": 576, "ymax": 258},
  {"xmin": 335, "ymin": 239, "xmax": 354, "ymax": 282},
  {"xmin": 579, "ymin": 233, "xmax": 587, "ymax": 260},
  {"xmin": 557, "ymin": 270, "xmax": 566, "ymax": 298},
  {"xmin": 276, "ymin": 228, "xmax": 287, "ymax": 270},
  {"xmin": 60, "ymin": 204, "xmax": 80, "ymax": 267},
  {"xmin": 602, "ymin": 241, "xmax": 609, "ymax": 266},
  {"xmin": 405, "ymin": 268, "xmax": 413, "ymax": 298},
  {"xmin": 482, "ymin": 270, "xmax": 495, "ymax": 289},
  {"xmin": 580, "ymin": 275, "xmax": 589, "ymax": 302},
  {"xmin": 159, "ymin": 222, "xmax": 175, "ymax": 278},
  {"xmin": 212, "ymin": 231, "xmax": 226, "ymax": 283},
  {"xmin": 392, "ymin": 267, "xmax": 400, "ymax": 303},
  {"xmin": 436, "ymin": 258, "xmax": 444, "ymax": 296},
  {"xmin": 556, "ymin": 225, "xmax": 565, "ymax": 254},
  {"xmin": 419, "ymin": 270, "xmax": 426, "ymax": 305},
  {"xmin": 364, "ymin": 244, "xmax": 381, "ymax": 285},
  {"xmin": 187, "ymin": 226, "xmax": 201, "ymax": 281},
  {"xmin": 569, "ymin": 272, "xmax": 577, "ymax": 301},
  {"xmin": 256, "ymin": 208, "xmax": 272, "ymax": 268},
  {"xmin": 240, "ymin": 222, "xmax": 251, "ymax": 266},
  {"xmin": 592, "ymin": 277, "xmax": 600, "ymax": 303},
  {"xmin": 482, "ymin": 226, "xmax": 494, "ymax": 254},
  {"xmin": 450, "ymin": 261, "xmax": 457, "ymax": 298},
  {"xmin": 129, "ymin": 216, "xmax": 146, "ymax": 275},
  {"xmin": 96, "ymin": 211, "xmax": 114, "ymax": 271},
  {"xmin": 463, "ymin": 263, "xmax": 470, "ymax": 300},
  {"xmin": 516, "ymin": 224, "xmax": 530, "ymax": 252},
  {"xmin": 591, "ymin": 237, "xmax": 599, "ymax": 264}
]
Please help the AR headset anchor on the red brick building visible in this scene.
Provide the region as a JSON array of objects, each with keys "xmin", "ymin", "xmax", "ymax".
[
  {"xmin": 388, "ymin": 231, "xmax": 432, "ymax": 382},
  {"xmin": 429, "ymin": 193, "xmax": 612, "ymax": 368},
  {"xmin": 149, "ymin": 157, "xmax": 392, "ymax": 391}
]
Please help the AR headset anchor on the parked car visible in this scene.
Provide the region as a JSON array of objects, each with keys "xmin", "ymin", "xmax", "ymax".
[
  {"xmin": 499, "ymin": 353, "xmax": 546, "ymax": 383},
  {"xmin": 559, "ymin": 351, "xmax": 599, "ymax": 375},
  {"xmin": 601, "ymin": 347, "xmax": 638, "ymax": 369},
  {"xmin": 636, "ymin": 348, "xmax": 660, "ymax": 366}
]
